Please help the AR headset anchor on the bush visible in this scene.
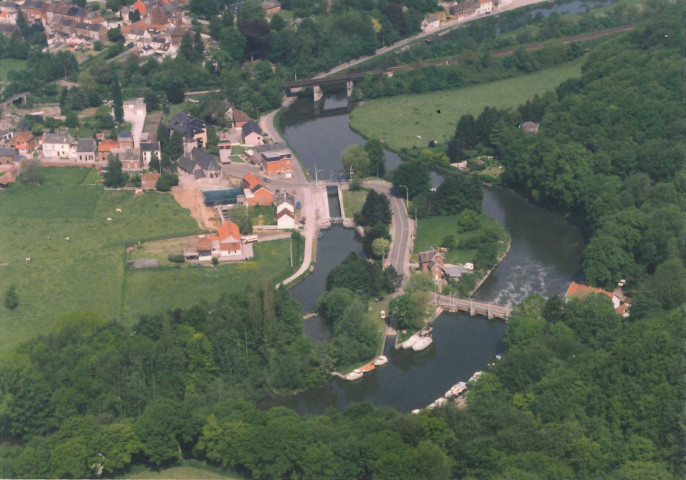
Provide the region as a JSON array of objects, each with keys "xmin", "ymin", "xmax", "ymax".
[
  {"xmin": 4, "ymin": 284, "xmax": 18, "ymax": 310},
  {"xmin": 168, "ymin": 254, "xmax": 185, "ymax": 263},
  {"xmin": 155, "ymin": 173, "xmax": 178, "ymax": 192},
  {"xmin": 211, "ymin": 257, "xmax": 218, "ymax": 266}
]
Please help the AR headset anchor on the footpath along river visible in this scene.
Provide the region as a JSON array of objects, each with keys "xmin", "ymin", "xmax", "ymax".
[{"xmin": 263, "ymin": 91, "xmax": 585, "ymax": 414}]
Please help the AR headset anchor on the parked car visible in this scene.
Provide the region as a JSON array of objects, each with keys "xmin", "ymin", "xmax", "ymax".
[{"xmin": 262, "ymin": 177, "xmax": 271, "ymax": 183}]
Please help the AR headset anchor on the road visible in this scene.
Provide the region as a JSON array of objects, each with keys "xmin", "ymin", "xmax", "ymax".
[{"xmin": 364, "ymin": 180, "xmax": 412, "ymax": 281}]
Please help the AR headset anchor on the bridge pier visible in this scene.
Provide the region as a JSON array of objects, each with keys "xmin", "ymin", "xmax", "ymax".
[
  {"xmin": 313, "ymin": 85, "xmax": 323, "ymax": 102},
  {"xmin": 346, "ymin": 80, "xmax": 354, "ymax": 97},
  {"xmin": 469, "ymin": 305, "xmax": 475, "ymax": 317}
]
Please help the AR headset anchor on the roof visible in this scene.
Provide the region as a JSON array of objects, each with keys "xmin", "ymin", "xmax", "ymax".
[
  {"xmin": 243, "ymin": 172, "xmax": 262, "ymax": 190},
  {"xmin": 140, "ymin": 141, "xmax": 160, "ymax": 152},
  {"xmin": 43, "ymin": 133, "xmax": 74, "ymax": 145},
  {"xmin": 217, "ymin": 220, "xmax": 240, "ymax": 242},
  {"xmin": 98, "ymin": 139, "xmax": 119, "ymax": 152},
  {"xmin": 418, "ymin": 248, "xmax": 442, "ymax": 264},
  {"xmin": 276, "ymin": 209, "xmax": 294, "ymax": 220},
  {"xmin": 141, "ymin": 172, "xmax": 160, "ymax": 189},
  {"xmin": 242, "ymin": 121, "xmax": 262, "ymax": 137},
  {"xmin": 197, "ymin": 236, "xmax": 212, "ymax": 250},
  {"xmin": 0, "ymin": 146, "xmax": 15, "ymax": 157},
  {"xmin": 178, "ymin": 148, "xmax": 220, "ymax": 174},
  {"xmin": 275, "ymin": 191, "xmax": 294, "ymax": 206},
  {"xmin": 177, "ymin": 154, "xmax": 195, "ymax": 174},
  {"xmin": 233, "ymin": 109, "xmax": 251, "ymax": 124},
  {"xmin": 564, "ymin": 282, "xmax": 613, "ymax": 300},
  {"xmin": 76, "ymin": 138, "xmax": 97, "ymax": 152},
  {"xmin": 254, "ymin": 141, "xmax": 287, "ymax": 154},
  {"xmin": 13, "ymin": 130, "xmax": 34, "ymax": 142},
  {"xmin": 262, "ymin": 150, "xmax": 290, "ymax": 161},
  {"xmin": 167, "ymin": 112, "xmax": 205, "ymax": 142},
  {"xmin": 132, "ymin": 0, "xmax": 146, "ymax": 14}
]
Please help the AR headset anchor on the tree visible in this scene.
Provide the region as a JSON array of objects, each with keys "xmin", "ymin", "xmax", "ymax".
[
  {"xmin": 111, "ymin": 75, "xmax": 123, "ymax": 122},
  {"xmin": 391, "ymin": 160, "xmax": 429, "ymax": 199},
  {"xmin": 372, "ymin": 237, "xmax": 390, "ymax": 259},
  {"xmin": 155, "ymin": 173, "xmax": 178, "ymax": 191},
  {"xmin": 19, "ymin": 159, "xmax": 44, "ymax": 185},
  {"xmin": 384, "ymin": 266, "xmax": 403, "ymax": 291},
  {"xmin": 4, "ymin": 284, "xmax": 18, "ymax": 309},
  {"xmin": 359, "ymin": 190, "xmax": 391, "ymax": 226},
  {"xmin": 194, "ymin": 30, "xmax": 205, "ymax": 57},
  {"xmin": 365, "ymin": 138, "xmax": 385, "ymax": 177},
  {"xmin": 128, "ymin": 9, "xmax": 140, "ymax": 22},
  {"xmin": 179, "ymin": 31, "xmax": 195, "ymax": 62},
  {"xmin": 103, "ymin": 154, "xmax": 126, "ymax": 188},
  {"xmin": 341, "ymin": 144, "xmax": 370, "ymax": 179},
  {"xmin": 144, "ymin": 91, "xmax": 159, "ymax": 111}
]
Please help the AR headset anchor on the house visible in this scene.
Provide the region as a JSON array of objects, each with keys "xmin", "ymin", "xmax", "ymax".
[
  {"xmin": 123, "ymin": 97, "xmax": 146, "ymax": 121},
  {"xmin": 564, "ymin": 281, "xmax": 631, "ymax": 317},
  {"xmin": 42, "ymin": 133, "xmax": 75, "ymax": 159},
  {"xmin": 275, "ymin": 191, "xmax": 295, "ymax": 229},
  {"xmin": 0, "ymin": 23, "xmax": 18, "ymax": 36},
  {"xmin": 177, "ymin": 147, "xmax": 221, "ymax": 181},
  {"xmin": 140, "ymin": 141, "xmax": 161, "ymax": 168},
  {"xmin": 261, "ymin": 150, "xmax": 292, "ymax": 175},
  {"xmin": 242, "ymin": 121, "xmax": 264, "ymax": 146},
  {"xmin": 0, "ymin": 146, "xmax": 15, "ymax": 165},
  {"xmin": 240, "ymin": 173, "xmax": 273, "ymax": 205},
  {"xmin": 210, "ymin": 220, "xmax": 242, "ymax": 258},
  {"xmin": 218, "ymin": 137, "xmax": 232, "ymax": 163},
  {"xmin": 74, "ymin": 138, "xmax": 97, "ymax": 163},
  {"xmin": 197, "ymin": 236, "xmax": 212, "ymax": 261},
  {"xmin": 242, "ymin": 172, "xmax": 262, "ymax": 190},
  {"xmin": 449, "ymin": 1, "xmax": 477, "ymax": 17},
  {"xmin": 261, "ymin": 0, "xmax": 281, "ymax": 14},
  {"xmin": 97, "ymin": 139, "xmax": 119, "ymax": 163},
  {"xmin": 519, "ymin": 121, "xmax": 539, "ymax": 135},
  {"xmin": 418, "ymin": 247, "xmax": 445, "ymax": 283},
  {"xmin": 114, "ymin": 147, "xmax": 142, "ymax": 171},
  {"xmin": 118, "ymin": 131, "xmax": 134, "ymax": 149},
  {"xmin": 421, "ymin": 15, "xmax": 440, "ymax": 32},
  {"xmin": 0, "ymin": 129, "xmax": 13, "ymax": 144},
  {"xmin": 11, "ymin": 130, "xmax": 36, "ymax": 154},
  {"xmin": 141, "ymin": 172, "xmax": 160, "ymax": 190},
  {"xmin": 20, "ymin": 0, "xmax": 47, "ymax": 22},
  {"xmin": 477, "ymin": 0, "xmax": 493, "ymax": 14},
  {"xmin": 232, "ymin": 109, "xmax": 251, "ymax": 128},
  {"xmin": 168, "ymin": 112, "xmax": 207, "ymax": 151},
  {"xmin": 74, "ymin": 22, "xmax": 106, "ymax": 41},
  {"xmin": 132, "ymin": 0, "xmax": 147, "ymax": 15},
  {"xmin": 252, "ymin": 141, "xmax": 287, "ymax": 161}
]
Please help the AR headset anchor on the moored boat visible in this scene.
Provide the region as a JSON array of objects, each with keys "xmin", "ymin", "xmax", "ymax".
[
  {"xmin": 361, "ymin": 363, "xmax": 376, "ymax": 373},
  {"xmin": 373, "ymin": 355, "xmax": 388, "ymax": 366},
  {"xmin": 412, "ymin": 336, "xmax": 433, "ymax": 351},
  {"xmin": 402, "ymin": 335, "xmax": 419, "ymax": 349},
  {"xmin": 469, "ymin": 371, "xmax": 484, "ymax": 383},
  {"xmin": 345, "ymin": 371, "xmax": 363, "ymax": 381}
]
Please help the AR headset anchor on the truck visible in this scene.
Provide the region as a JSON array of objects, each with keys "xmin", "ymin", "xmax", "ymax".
[
  {"xmin": 296, "ymin": 201, "xmax": 302, "ymax": 209},
  {"xmin": 242, "ymin": 234, "xmax": 258, "ymax": 244}
]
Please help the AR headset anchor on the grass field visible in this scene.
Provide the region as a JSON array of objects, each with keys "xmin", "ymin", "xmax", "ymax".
[
  {"xmin": 0, "ymin": 168, "xmax": 297, "ymax": 352},
  {"xmin": 125, "ymin": 461, "xmax": 243, "ymax": 479},
  {"xmin": 349, "ymin": 58, "xmax": 584, "ymax": 151},
  {"xmin": 342, "ymin": 188, "xmax": 368, "ymax": 219},
  {"xmin": 0, "ymin": 58, "xmax": 27, "ymax": 81},
  {"xmin": 414, "ymin": 213, "xmax": 507, "ymax": 264}
]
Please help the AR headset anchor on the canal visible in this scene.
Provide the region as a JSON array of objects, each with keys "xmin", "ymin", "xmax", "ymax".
[{"xmin": 270, "ymin": 91, "xmax": 585, "ymax": 414}]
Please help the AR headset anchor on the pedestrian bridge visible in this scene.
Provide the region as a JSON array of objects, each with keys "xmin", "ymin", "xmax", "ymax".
[{"xmin": 432, "ymin": 293, "xmax": 512, "ymax": 320}]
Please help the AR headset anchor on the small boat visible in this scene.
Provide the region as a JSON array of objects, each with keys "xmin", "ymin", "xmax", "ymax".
[
  {"xmin": 345, "ymin": 371, "xmax": 363, "ymax": 381},
  {"xmin": 402, "ymin": 335, "xmax": 419, "ymax": 349},
  {"xmin": 445, "ymin": 382, "xmax": 467, "ymax": 398},
  {"xmin": 434, "ymin": 397, "xmax": 447, "ymax": 407},
  {"xmin": 412, "ymin": 336, "xmax": 433, "ymax": 351},
  {"xmin": 469, "ymin": 371, "xmax": 484, "ymax": 383},
  {"xmin": 361, "ymin": 364, "xmax": 376, "ymax": 373},
  {"xmin": 411, "ymin": 409, "xmax": 421, "ymax": 414},
  {"xmin": 373, "ymin": 355, "xmax": 388, "ymax": 366},
  {"xmin": 317, "ymin": 233, "xmax": 323, "ymax": 239},
  {"xmin": 418, "ymin": 326, "xmax": 433, "ymax": 337}
]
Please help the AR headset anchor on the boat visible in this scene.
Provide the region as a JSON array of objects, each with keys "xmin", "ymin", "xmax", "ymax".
[
  {"xmin": 435, "ymin": 397, "xmax": 447, "ymax": 407},
  {"xmin": 469, "ymin": 371, "xmax": 484, "ymax": 383},
  {"xmin": 361, "ymin": 363, "xmax": 376, "ymax": 373},
  {"xmin": 411, "ymin": 409, "xmax": 421, "ymax": 414},
  {"xmin": 317, "ymin": 232, "xmax": 323, "ymax": 239},
  {"xmin": 445, "ymin": 381, "xmax": 467, "ymax": 398},
  {"xmin": 418, "ymin": 326, "xmax": 433, "ymax": 336},
  {"xmin": 345, "ymin": 371, "xmax": 363, "ymax": 381},
  {"xmin": 412, "ymin": 336, "xmax": 433, "ymax": 351},
  {"xmin": 373, "ymin": 355, "xmax": 388, "ymax": 366},
  {"xmin": 401, "ymin": 335, "xmax": 419, "ymax": 349}
]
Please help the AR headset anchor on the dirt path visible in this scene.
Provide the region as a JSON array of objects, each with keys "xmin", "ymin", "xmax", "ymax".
[{"xmin": 172, "ymin": 186, "xmax": 218, "ymax": 230}]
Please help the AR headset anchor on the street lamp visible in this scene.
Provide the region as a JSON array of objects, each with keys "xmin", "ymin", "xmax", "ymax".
[{"xmin": 398, "ymin": 184, "xmax": 409, "ymax": 212}]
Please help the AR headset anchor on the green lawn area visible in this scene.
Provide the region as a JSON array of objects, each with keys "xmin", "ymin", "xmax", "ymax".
[
  {"xmin": 342, "ymin": 188, "xmax": 368, "ymax": 219},
  {"xmin": 349, "ymin": 58, "xmax": 584, "ymax": 151},
  {"xmin": 0, "ymin": 167, "xmax": 297, "ymax": 352},
  {"xmin": 0, "ymin": 58, "xmax": 27, "ymax": 81},
  {"xmin": 414, "ymin": 213, "xmax": 506, "ymax": 264},
  {"xmin": 125, "ymin": 461, "xmax": 243, "ymax": 479}
]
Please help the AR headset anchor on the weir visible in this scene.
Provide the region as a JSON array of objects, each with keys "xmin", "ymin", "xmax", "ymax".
[{"xmin": 432, "ymin": 294, "xmax": 512, "ymax": 320}]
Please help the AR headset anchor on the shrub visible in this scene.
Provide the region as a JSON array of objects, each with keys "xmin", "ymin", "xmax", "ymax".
[
  {"xmin": 4, "ymin": 284, "xmax": 18, "ymax": 310},
  {"xmin": 156, "ymin": 173, "xmax": 178, "ymax": 192},
  {"xmin": 211, "ymin": 257, "xmax": 218, "ymax": 266},
  {"xmin": 168, "ymin": 254, "xmax": 185, "ymax": 263}
]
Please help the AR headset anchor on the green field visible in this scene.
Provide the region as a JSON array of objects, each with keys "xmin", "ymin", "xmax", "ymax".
[
  {"xmin": 0, "ymin": 58, "xmax": 27, "ymax": 81},
  {"xmin": 342, "ymin": 188, "xmax": 368, "ymax": 219},
  {"xmin": 349, "ymin": 59, "xmax": 584, "ymax": 151},
  {"xmin": 125, "ymin": 461, "xmax": 243, "ymax": 479},
  {"xmin": 0, "ymin": 168, "xmax": 296, "ymax": 352},
  {"xmin": 414, "ymin": 213, "xmax": 507, "ymax": 264}
]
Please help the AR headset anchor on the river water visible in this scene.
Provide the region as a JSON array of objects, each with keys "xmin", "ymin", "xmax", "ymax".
[{"xmin": 270, "ymin": 92, "xmax": 585, "ymax": 414}]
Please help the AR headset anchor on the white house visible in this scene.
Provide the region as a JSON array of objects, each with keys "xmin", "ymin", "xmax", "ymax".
[
  {"xmin": 42, "ymin": 133, "xmax": 75, "ymax": 159},
  {"xmin": 275, "ymin": 191, "xmax": 296, "ymax": 229},
  {"xmin": 478, "ymin": 0, "xmax": 493, "ymax": 14},
  {"xmin": 421, "ymin": 15, "xmax": 440, "ymax": 32}
]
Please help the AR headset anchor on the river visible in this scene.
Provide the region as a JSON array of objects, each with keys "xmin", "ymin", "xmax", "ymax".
[{"xmin": 267, "ymin": 92, "xmax": 585, "ymax": 414}]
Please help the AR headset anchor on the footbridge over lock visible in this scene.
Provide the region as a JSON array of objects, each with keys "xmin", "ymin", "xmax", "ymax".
[{"xmin": 431, "ymin": 293, "xmax": 512, "ymax": 321}]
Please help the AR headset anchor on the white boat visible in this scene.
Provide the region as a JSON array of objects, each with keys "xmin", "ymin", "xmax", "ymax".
[
  {"xmin": 435, "ymin": 397, "xmax": 447, "ymax": 407},
  {"xmin": 469, "ymin": 371, "xmax": 484, "ymax": 383},
  {"xmin": 345, "ymin": 371, "xmax": 363, "ymax": 381},
  {"xmin": 411, "ymin": 409, "xmax": 420, "ymax": 414},
  {"xmin": 445, "ymin": 381, "xmax": 467, "ymax": 398},
  {"xmin": 373, "ymin": 355, "xmax": 388, "ymax": 366},
  {"xmin": 402, "ymin": 335, "xmax": 419, "ymax": 349},
  {"xmin": 412, "ymin": 336, "xmax": 433, "ymax": 351}
]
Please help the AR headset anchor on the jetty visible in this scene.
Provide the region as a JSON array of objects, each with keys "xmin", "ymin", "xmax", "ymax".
[{"xmin": 431, "ymin": 293, "xmax": 512, "ymax": 320}]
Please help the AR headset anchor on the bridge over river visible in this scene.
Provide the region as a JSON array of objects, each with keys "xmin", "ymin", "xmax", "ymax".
[{"xmin": 431, "ymin": 293, "xmax": 512, "ymax": 320}]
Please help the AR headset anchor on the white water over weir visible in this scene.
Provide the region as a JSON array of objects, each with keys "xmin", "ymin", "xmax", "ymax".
[{"xmin": 431, "ymin": 293, "xmax": 512, "ymax": 321}]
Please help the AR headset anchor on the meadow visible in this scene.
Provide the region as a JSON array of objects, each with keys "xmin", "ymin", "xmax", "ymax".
[
  {"xmin": 0, "ymin": 168, "xmax": 296, "ymax": 351},
  {"xmin": 341, "ymin": 188, "xmax": 368, "ymax": 219},
  {"xmin": 0, "ymin": 58, "xmax": 26, "ymax": 81},
  {"xmin": 349, "ymin": 58, "xmax": 583, "ymax": 151}
]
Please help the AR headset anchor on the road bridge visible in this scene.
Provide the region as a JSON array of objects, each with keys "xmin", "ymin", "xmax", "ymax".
[{"xmin": 432, "ymin": 293, "xmax": 512, "ymax": 320}]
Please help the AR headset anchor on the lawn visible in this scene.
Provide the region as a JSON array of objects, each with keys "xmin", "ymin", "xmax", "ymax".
[
  {"xmin": 349, "ymin": 58, "xmax": 584, "ymax": 151},
  {"xmin": 125, "ymin": 461, "xmax": 243, "ymax": 479},
  {"xmin": 342, "ymin": 188, "xmax": 368, "ymax": 219},
  {"xmin": 0, "ymin": 167, "xmax": 297, "ymax": 352},
  {"xmin": 0, "ymin": 58, "xmax": 27, "ymax": 81},
  {"xmin": 414, "ymin": 213, "xmax": 507, "ymax": 264}
]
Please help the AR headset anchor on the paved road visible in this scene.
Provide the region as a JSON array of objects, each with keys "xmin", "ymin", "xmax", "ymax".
[{"xmin": 364, "ymin": 180, "xmax": 412, "ymax": 281}]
